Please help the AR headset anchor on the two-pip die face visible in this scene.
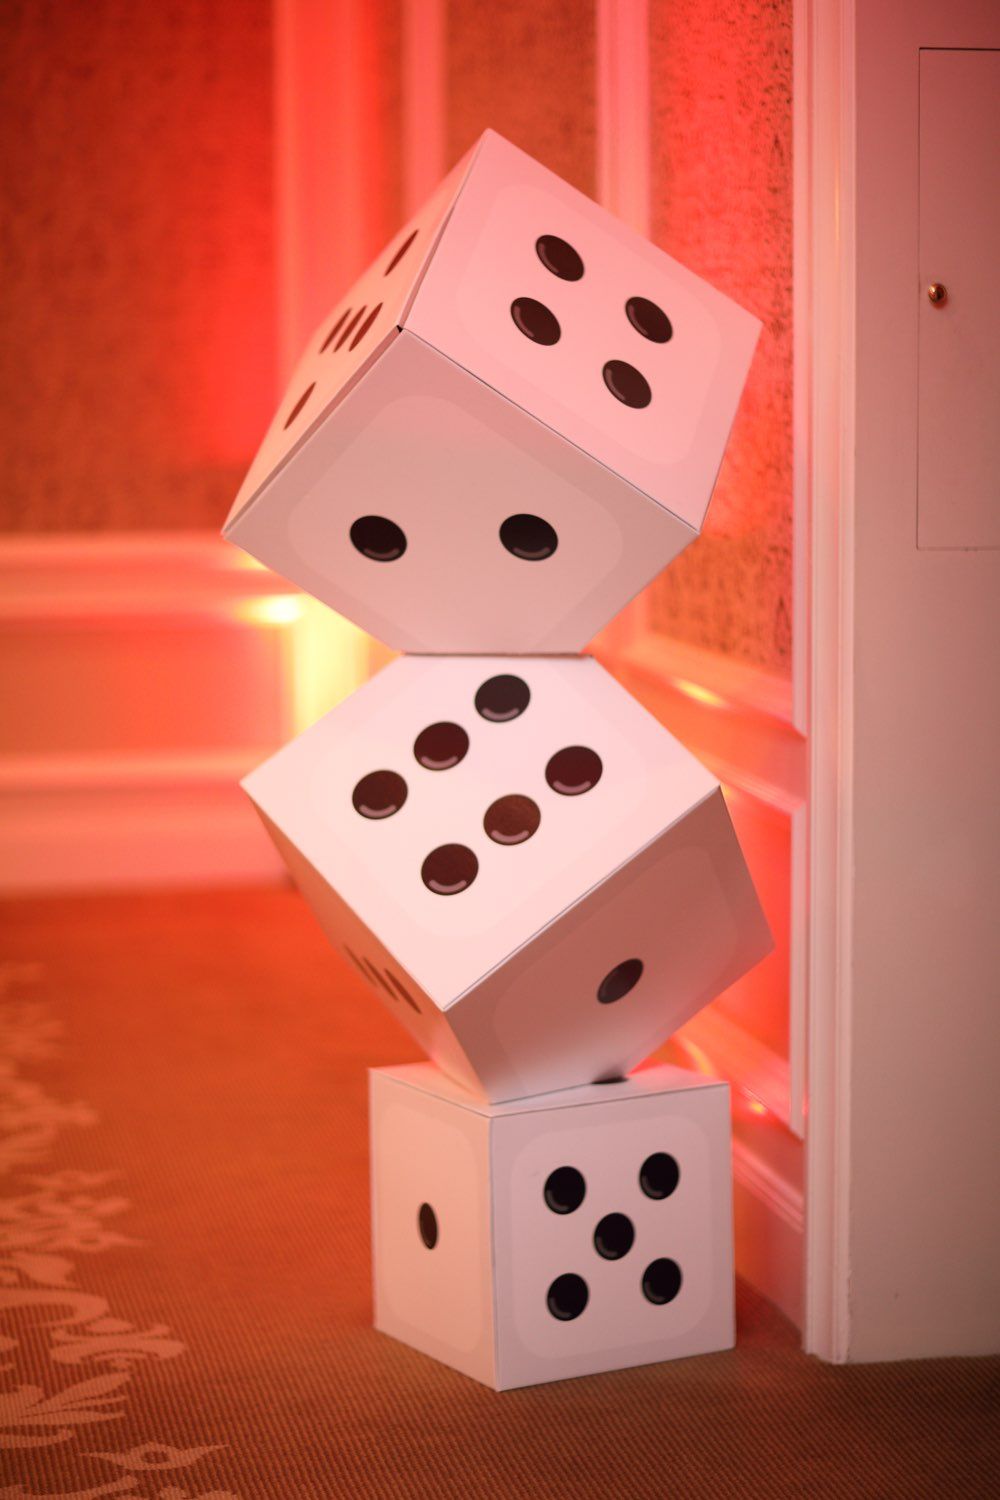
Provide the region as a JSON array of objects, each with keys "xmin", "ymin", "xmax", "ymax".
[
  {"xmin": 243, "ymin": 654, "xmax": 772, "ymax": 1102},
  {"xmin": 224, "ymin": 130, "xmax": 760, "ymax": 653},
  {"xmin": 370, "ymin": 1062, "xmax": 734, "ymax": 1389}
]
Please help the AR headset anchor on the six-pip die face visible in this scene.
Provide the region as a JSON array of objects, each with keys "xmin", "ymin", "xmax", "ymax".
[
  {"xmin": 224, "ymin": 130, "xmax": 760, "ymax": 654},
  {"xmin": 242, "ymin": 655, "xmax": 772, "ymax": 1102}
]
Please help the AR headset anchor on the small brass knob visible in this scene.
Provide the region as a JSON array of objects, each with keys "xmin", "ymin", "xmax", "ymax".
[{"xmin": 928, "ymin": 282, "xmax": 948, "ymax": 306}]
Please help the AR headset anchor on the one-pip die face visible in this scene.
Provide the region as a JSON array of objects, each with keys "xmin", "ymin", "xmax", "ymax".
[
  {"xmin": 244, "ymin": 656, "xmax": 771, "ymax": 1102},
  {"xmin": 224, "ymin": 131, "xmax": 760, "ymax": 654}
]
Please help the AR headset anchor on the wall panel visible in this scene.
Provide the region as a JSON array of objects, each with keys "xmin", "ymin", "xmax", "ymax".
[
  {"xmin": 444, "ymin": 0, "xmax": 597, "ymax": 189},
  {"xmin": 647, "ymin": 0, "xmax": 793, "ymax": 676},
  {"xmin": 1, "ymin": 0, "xmax": 277, "ymax": 534}
]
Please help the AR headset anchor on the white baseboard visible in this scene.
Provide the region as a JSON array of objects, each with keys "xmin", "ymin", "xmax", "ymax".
[
  {"xmin": 0, "ymin": 534, "xmax": 362, "ymax": 893},
  {"xmin": 0, "ymin": 751, "xmax": 284, "ymax": 892},
  {"xmin": 733, "ymin": 1137, "xmax": 804, "ymax": 1329}
]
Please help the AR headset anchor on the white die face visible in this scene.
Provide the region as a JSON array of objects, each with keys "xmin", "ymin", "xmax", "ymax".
[
  {"xmin": 226, "ymin": 133, "xmax": 757, "ymax": 655},
  {"xmin": 242, "ymin": 655, "xmax": 717, "ymax": 1009},
  {"xmin": 225, "ymin": 153, "xmax": 469, "ymax": 532},
  {"xmin": 453, "ymin": 799, "xmax": 751, "ymax": 1102},
  {"xmin": 229, "ymin": 331, "xmax": 692, "ymax": 654},
  {"xmin": 493, "ymin": 1085, "xmax": 734, "ymax": 1387},
  {"xmin": 371, "ymin": 1080, "xmax": 494, "ymax": 1385},
  {"xmin": 407, "ymin": 130, "xmax": 760, "ymax": 532}
]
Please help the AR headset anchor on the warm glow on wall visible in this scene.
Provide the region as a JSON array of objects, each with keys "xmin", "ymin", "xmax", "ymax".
[
  {"xmin": 231, "ymin": 586, "xmax": 369, "ymax": 733},
  {"xmin": 236, "ymin": 594, "xmax": 306, "ymax": 628},
  {"xmin": 671, "ymin": 677, "xmax": 727, "ymax": 709},
  {"xmin": 288, "ymin": 598, "xmax": 369, "ymax": 734}
]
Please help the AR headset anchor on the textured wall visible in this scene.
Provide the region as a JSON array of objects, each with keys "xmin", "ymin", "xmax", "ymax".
[
  {"xmin": 1, "ymin": 0, "xmax": 276, "ymax": 532},
  {"xmin": 648, "ymin": 0, "xmax": 793, "ymax": 677},
  {"xmin": 444, "ymin": 0, "xmax": 597, "ymax": 194}
]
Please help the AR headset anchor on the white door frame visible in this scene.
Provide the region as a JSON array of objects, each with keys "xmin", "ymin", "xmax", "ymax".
[
  {"xmin": 797, "ymin": 0, "xmax": 858, "ymax": 1363},
  {"xmin": 801, "ymin": 0, "xmax": 1000, "ymax": 1361}
]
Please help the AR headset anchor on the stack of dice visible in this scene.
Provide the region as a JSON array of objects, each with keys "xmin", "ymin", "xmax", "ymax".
[{"xmin": 224, "ymin": 132, "xmax": 772, "ymax": 1390}]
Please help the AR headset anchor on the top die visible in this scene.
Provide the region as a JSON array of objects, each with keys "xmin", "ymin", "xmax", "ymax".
[{"xmin": 224, "ymin": 130, "xmax": 761, "ymax": 653}]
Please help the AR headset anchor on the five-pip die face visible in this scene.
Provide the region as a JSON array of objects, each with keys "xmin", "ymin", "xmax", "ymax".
[
  {"xmin": 224, "ymin": 130, "xmax": 760, "ymax": 654},
  {"xmin": 243, "ymin": 655, "xmax": 772, "ymax": 1103}
]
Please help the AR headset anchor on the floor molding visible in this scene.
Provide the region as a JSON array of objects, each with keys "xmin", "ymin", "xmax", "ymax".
[{"xmin": 0, "ymin": 533, "xmax": 363, "ymax": 893}]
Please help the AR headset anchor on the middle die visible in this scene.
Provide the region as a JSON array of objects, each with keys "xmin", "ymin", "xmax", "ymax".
[{"xmin": 243, "ymin": 654, "xmax": 771, "ymax": 1102}]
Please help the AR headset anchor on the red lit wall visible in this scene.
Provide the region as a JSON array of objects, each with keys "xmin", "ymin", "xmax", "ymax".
[
  {"xmin": 1, "ymin": 0, "xmax": 277, "ymax": 532},
  {"xmin": 443, "ymin": 0, "xmax": 597, "ymax": 194},
  {"xmin": 648, "ymin": 0, "xmax": 793, "ymax": 676},
  {"xmin": 2, "ymin": 0, "xmax": 792, "ymax": 678}
]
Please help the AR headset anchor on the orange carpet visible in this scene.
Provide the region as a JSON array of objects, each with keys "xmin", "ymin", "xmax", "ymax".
[{"xmin": 1, "ymin": 888, "xmax": 996, "ymax": 1499}]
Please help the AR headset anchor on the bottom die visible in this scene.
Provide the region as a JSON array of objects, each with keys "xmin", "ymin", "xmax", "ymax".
[{"xmin": 369, "ymin": 1061, "xmax": 734, "ymax": 1389}]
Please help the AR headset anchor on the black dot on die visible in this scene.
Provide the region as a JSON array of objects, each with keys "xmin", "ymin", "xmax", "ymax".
[
  {"xmin": 544, "ymin": 1166, "xmax": 586, "ymax": 1215},
  {"xmin": 536, "ymin": 234, "xmax": 584, "ymax": 281},
  {"xmin": 421, "ymin": 844, "xmax": 478, "ymax": 896},
  {"xmin": 352, "ymin": 770, "xmax": 407, "ymax": 820},
  {"xmin": 639, "ymin": 1152, "xmax": 680, "ymax": 1200},
  {"xmin": 320, "ymin": 309, "xmax": 351, "ymax": 352},
  {"xmin": 350, "ymin": 515, "xmax": 407, "ymax": 562},
  {"xmin": 335, "ymin": 306, "xmax": 366, "ymax": 351},
  {"xmin": 500, "ymin": 514, "xmax": 558, "ymax": 561},
  {"xmin": 475, "ymin": 674, "xmax": 530, "ymax": 723},
  {"xmin": 484, "ymin": 794, "xmax": 540, "ymax": 846},
  {"xmin": 547, "ymin": 1273, "xmax": 589, "ymax": 1321},
  {"xmin": 603, "ymin": 359, "xmax": 652, "ymax": 408},
  {"xmin": 545, "ymin": 746, "xmax": 603, "ymax": 796},
  {"xmin": 511, "ymin": 297, "xmax": 561, "ymax": 345},
  {"xmin": 284, "ymin": 382, "xmax": 315, "ymax": 429},
  {"xmin": 413, "ymin": 722, "xmax": 469, "ymax": 771},
  {"xmin": 418, "ymin": 1202, "xmax": 438, "ymax": 1249},
  {"xmin": 385, "ymin": 229, "xmax": 418, "ymax": 276},
  {"xmin": 598, "ymin": 958, "xmax": 644, "ymax": 1005},
  {"xmin": 626, "ymin": 296, "xmax": 673, "ymax": 343},
  {"xmin": 594, "ymin": 1212, "xmax": 635, "ymax": 1261},
  {"xmin": 350, "ymin": 302, "xmax": 382, "ymax": 351},
  {"xmin": 642, "ymin": 1258, "xmax": 682, "ymax": 1305}
]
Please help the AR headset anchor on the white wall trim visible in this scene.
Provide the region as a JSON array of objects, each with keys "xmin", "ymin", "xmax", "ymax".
[
  {"xmin": 0, "ymin": 533, "xmax": 363, "ymax": 894},
  {"xmin": 0, "ymin": 753, "xmax": 283, "ymax": 894},
  {"xmin": 0, "ymin": 532, "xmax": 292, "ymax": 620},
  {"xmin": 274, "ymin": 0, "xmax": 381, "ymax": 382},
  {"xmin": 732, "ymin": 1137, "xmax": 804, "ymax": 1330},
  {"xmin": 677, "ymin": 1007, "xmax": 792, "ymax": 1125},
  {"xmin": 800, "ymin": 0, "xmax": 857, "ymax": 1363},
  {"xmin": 615, "ymin": 629, "xmax": 796, "ymax": 730},
  {"xmin": 402, "ymin": 0, "xmax": 447, "ymax": 218},
  {"xmin": 596, "ymin": 0, "xmax": 650, "ymax": 236},
  {"xmin": 734, "ymin": 1138, "xmax": 804, "ymax": 1236}
]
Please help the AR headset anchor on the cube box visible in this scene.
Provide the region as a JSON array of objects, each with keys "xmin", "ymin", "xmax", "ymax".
[
  {"xmin": 370, "ymin": 1061, "xmax": 734, "ymax": 1389},
  {"xmin": 243, "ymin": 654, "xmax": 772, "ymax": 1103},
  {"xmin": 224, "ymin": 129, "xmax": 760, "ymax": 653}
]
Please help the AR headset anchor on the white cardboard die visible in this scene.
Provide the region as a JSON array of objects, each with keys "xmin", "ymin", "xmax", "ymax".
[
  {"xmin": 370, "ymin": 1062, "xmax": 734, "ymax": 1389},
  {"xmin": 243, "ymin": 655, "xmax": 772, "ymax": 1102},
  {"xmin": 224, "ymin": 130, "xmax": 760, "ymax": 653}
]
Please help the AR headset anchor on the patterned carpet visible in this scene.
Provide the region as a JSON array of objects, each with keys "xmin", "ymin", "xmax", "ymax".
[{"xmin": 1, "ymin": 888, "xmax": 996, "ymax": 1499}]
